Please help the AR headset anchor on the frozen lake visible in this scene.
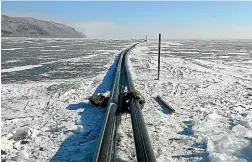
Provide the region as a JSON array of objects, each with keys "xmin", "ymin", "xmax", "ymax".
[
  {"xmin": 1, "ymin": 38, "xmax": 252, "ymax": 162},
  {"xmin": 1, "ymin": 38, "xmax": 138, "ymax": 83},
  {"xmin": 2, "ymin": 38, "xmax": 252, "ymax": 83}
]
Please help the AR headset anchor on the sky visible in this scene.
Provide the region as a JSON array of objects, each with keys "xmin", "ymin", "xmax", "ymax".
[{"xmin": 2, "ymin": 1, "xmax": 252, "ymax": 39}]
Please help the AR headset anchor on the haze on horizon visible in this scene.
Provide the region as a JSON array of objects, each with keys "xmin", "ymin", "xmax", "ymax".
[{"xmin": 2, "ymin": 1, "xmax": 252, "ymax": 39}]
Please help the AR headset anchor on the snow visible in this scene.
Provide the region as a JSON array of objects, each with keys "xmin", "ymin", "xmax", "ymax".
[
  {"xmin": 115, "ymin": 41, "xmax": 252, "ymax": 162},
  {"xmin": 1, "ymin": 48, "xmax": 24, "ymax": 51},
  {"xmin": 1, "ymin": 74, "xmax": 107, "ymax": 161},
  {"xmin": 1, "ymin": 38, "xmax": 136, "ymax": 162},
  {"xmin": 40, "ymin": 49, "xmax": 66, "ymax": 52},
  {"xmin": 27, "ymin": 46, "xmax": 45, "ymax": 49},
  {"xmin": 1, "ymin": 39, "xmax": 252, "ymax": 162},
  {"xmin": 2, "ymin": 55, "xmax": 99, "ymax": 73},
  {"xmin": 229, "ymin": 52, "xmax": 248, "ymax": 55},
  {"xmin": 4, "ymin": 60, "xmax": 20, "ymax": 63},
  {"xmin": 1, "ymin": 64, "xmax": 43, "ymax": 73}
]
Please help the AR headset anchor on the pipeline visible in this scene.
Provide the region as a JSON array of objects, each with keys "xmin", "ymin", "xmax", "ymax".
[
  {"xmin": 124, "ymin": 45, "xmax": 156, "ymax": 162},
  {"xmin": 93, "ymin": 42, "xmax": 156, "ymax": 162}
]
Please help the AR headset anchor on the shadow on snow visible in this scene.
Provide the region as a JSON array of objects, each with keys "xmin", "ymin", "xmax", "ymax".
[
  {"xmin": 50, "ymin": 56, "xmax": 120, "ymax": 162},
  {"xmin": 153, "ymin": 97, "xmax": 172, "ymax": 115},
  {"xmin": 177, "ymin": 120, "xmax": 194, "ymax": 136},
  {"xmin": 173, "ymin": 120, "xmax": 211, "ymax": 162},
  {"xmin": 236, "ymin": 137, "xmax": 252, "ymax": 162}
]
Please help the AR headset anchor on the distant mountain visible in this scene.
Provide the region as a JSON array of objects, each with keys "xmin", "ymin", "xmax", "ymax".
[{"xmin": 1, "ymin": 15, "xmax": 86, "ymax": 38}]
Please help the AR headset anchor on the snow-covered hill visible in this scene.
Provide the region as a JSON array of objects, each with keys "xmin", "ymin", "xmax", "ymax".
[{"xmin": 1, "ymin": 15, "xmax": 86, "ymax": 38}]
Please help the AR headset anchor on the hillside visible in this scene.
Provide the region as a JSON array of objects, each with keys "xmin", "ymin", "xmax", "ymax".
[{"xmin": 1, "ymin": 15, "xmax": 86, "ymax": 38}]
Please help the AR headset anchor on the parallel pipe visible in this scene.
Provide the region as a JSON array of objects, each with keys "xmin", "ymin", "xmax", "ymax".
[
  {"xmin": 93, "ymin": 41, "xmax": 155, "ymax": 162},
  {"xmin": 93, "ymin": 49, "xmax": 126, "ymax": 162},
  {"xmin": 124, "ymin": 45, "xmax": 156, "ymax": 162}
]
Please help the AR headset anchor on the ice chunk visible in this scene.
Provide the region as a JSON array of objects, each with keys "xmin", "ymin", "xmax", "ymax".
[
  {"xmin": 234, "ymin": 120, "xmax": 251, "ymax": 129},
  {"xmin": 245, "ymin": 130, "xmax": 252, "ymax": 138},
  {"xmin": 207, "ymin": 139, "xmax": 215, "ymax": 152},
  {"xmin": 210, "ymin": 153, "xmax": 229, "ymax": 162},
  {"xmin": 206, "ymin": 112, "xmax": 224, "ymax": 120},
  {"xmin": 1, "ymin": 136, "xmax": 15, "ymax": 152},
  {"xmin": 232, "ymin": 124, "xmax": 247, "ymax": 137},
  {"xmin": 195, "ymin": 120, "xmax": 214, "ymax": 133},
  {"xmin": 14, "ymin": 141, "xmax": 21, "ymax": 150},
  {"xmin": 216, "ymin": 134, "xmax": 237, "ymax": 152},
  {"xmin": 246, "ymin": 112, "xmax": 252, "ymax": 119}
]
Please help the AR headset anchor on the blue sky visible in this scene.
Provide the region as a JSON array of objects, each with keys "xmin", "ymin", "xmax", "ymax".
[{"xmin": 2, "ymin": 1, "xmax": 252, "ymax": 39}]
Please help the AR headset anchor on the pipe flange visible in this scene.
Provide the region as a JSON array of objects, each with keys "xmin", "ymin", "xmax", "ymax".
[{"xmin": 125, "ymin": 90, "xmax": 145, "ymax": 111}]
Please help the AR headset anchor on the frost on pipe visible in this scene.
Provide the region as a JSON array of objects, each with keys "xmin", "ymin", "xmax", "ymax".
[{"xmin": 124, "ymin": 44, "xmax": 157, "ymax": 162}]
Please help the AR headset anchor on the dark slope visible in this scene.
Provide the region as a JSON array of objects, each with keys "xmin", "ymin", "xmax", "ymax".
[{"xmin": 1, "ymin": 15, "xmax": 86, "ymax": 38}]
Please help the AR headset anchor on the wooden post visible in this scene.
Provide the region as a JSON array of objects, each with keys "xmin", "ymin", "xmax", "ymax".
[
  {"xmin": 157, "ymin": 34, "xmax": 161, "ymax": 80},
  {"xmin": 157, "ymin": 95, "xmax": 175, "ymax": 113}
]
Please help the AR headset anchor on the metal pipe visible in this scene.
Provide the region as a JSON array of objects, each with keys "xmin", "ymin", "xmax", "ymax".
[
  {"xmin": 93, "ymin": 49, "xmax": 126, "ymax": 162},
  {"xmin": 124, "ymin": 45, "xmax": 156, "ymax": 162},
  {"xmin": 93, "ymin": 42, "xmax": 155, "ymax": 162},
  {"xmin": 158, "ymin": 34, "xmax": 161, "ymax": 80}
]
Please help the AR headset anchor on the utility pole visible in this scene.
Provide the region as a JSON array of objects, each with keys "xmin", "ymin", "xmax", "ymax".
[
  {"xmin": 146, "ymin": 35, "xmax": 147, "ymax": 44},
  {"xmin": 157, "ymin": 33, "xmax": 161, "ymax": 80}
]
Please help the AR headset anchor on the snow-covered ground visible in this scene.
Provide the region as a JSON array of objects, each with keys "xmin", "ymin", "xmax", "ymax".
[
  {"xmin": 1, "ymin": 38, "xmax": 252, "ymax": 162},
  {"xmin": 1, "ymin": 38, "xmax": 136, "ymax": 162},
  {"xmin": 115, "ymin": 40, "xmax": 252, "ymax": 162}
]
